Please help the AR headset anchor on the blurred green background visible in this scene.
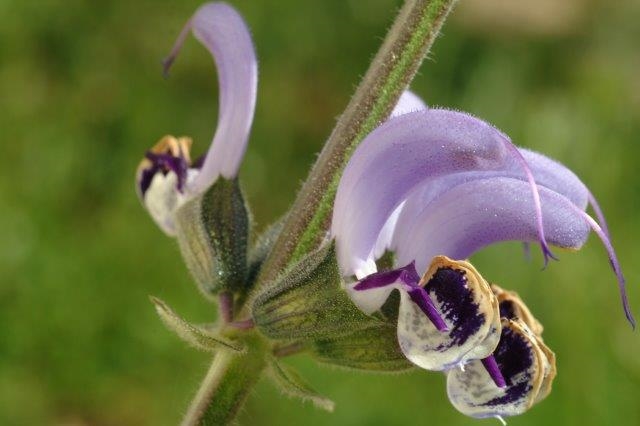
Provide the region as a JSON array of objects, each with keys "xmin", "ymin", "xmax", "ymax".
[{"xmin": 1, "ymin": 0, "xmax": 639, "ymax": 424}]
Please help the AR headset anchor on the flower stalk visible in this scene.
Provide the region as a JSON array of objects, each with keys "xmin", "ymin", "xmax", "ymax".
[
  {"xmin": 181, "ymin": 333, "xmax": 268, "ymax": 426},
  {"xmin": 256, "ymin": 0, "xmax": 459, "ymax": 286}
]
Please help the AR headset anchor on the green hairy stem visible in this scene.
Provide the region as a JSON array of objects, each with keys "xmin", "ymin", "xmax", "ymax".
[
  {"xmin": 181, "ymin": 334, "xmax": 268, "ymax": 426},
  {"xmin": 257, "ymin": 0, "xmax": 458, "ymax": 286}
]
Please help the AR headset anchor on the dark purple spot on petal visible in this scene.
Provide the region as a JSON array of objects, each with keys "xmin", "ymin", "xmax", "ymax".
[
  {"xmin": 139, "ymin": 166, "xmax": 159, "ymax": 196},
  {"xmin": 424, "ymin": 267, "xmax": 484, "ymax": 347},
  {"xmin": 499, "ymin": 300, "xmax": 517, "ymax": 320}
]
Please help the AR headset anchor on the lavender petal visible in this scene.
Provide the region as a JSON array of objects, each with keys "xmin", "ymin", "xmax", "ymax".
[
  {"xmin": 390, "ymin": 148, "xmax": 590, "ymax": 255},
  {"xmin": 165, "ymin": 3, "xmax": 258, "ymax": 192},
  {"xmin": 390, "ymin": 90, "xmax": 427, "ymax": 117},
  {"xmin": 393, "ymin": 177, "xmax": 592, "ymax": 273},
  {"xmin": 332, "ymin": 109, "xmax": 513, "ymax": 276}
]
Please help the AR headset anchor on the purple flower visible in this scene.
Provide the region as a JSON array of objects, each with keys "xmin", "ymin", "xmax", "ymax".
[
  {"xmin": 136, "ymin": 2, "xmax": 256, "ymax": 235},
  {"xmin": 331, "ymin": 97, "xmax": 632, "ymax": 327},
  {"xmin": 331, "ymin": 94, "xmax": 633, "ymax": 417}
]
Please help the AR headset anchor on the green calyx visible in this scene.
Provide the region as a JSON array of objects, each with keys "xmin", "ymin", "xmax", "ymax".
[
  {"xmin": 310, "ymin": 324, "xmax": 414, "ymax": 372},
  {"xmin": 174, "ymin": 177, "xmax": 250, "ymax": 297},
  {"xmin": 251, "ymin": 243, "xmax": 379, "ymax": 340},
  {"xmin": 251, "ymin": 243, "xmax": 413, "ymax": 372}
]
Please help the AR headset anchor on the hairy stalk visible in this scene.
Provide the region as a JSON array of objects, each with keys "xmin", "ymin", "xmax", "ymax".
[
  {"xmin": 256, "ymin": 0, "xmax": 458, "ymax": 287},
  {"xmin": 181, "ymin": 333, "xmax": 268, "ymax": 426}
]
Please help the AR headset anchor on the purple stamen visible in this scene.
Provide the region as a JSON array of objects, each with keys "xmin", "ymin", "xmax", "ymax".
[
  {"xmin": 354, "ymin": 261, "xmax": 448, "ymax": 332},
  {"xmin": 162, "ymin": 18, "xmax": 193, "ymax": 78},
  {"xmin": 353, "ymin": 261, "xmax": 420, "ymax": 291},
  {"xmin": 540, "ymin": 242, "xmax": 558, "ymax": 270},
  {"xmin": 572, "ymin": 206, "xmax": 635, "ymax": 328},
  {"xmin": 407, "ymin": 286, "xmax": 448, "ymax": 332},
  {"xmin": 588, "ymin": 191, "xmax": 611, "ymax": 238},
  {"xmin": 499, "ymin": 136, "xmax": 557, "ymax": 266},
  {"xmin": 481, "ymin": 355, "xmax": 507, "ymax": 388}
]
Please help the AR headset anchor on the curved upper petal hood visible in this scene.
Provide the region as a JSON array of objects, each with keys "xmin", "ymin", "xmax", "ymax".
[
  {"xmin": 163, "ymin": 2, "xmax": 257, "ymax": 194},
  {"xmin": 332, "ymin": 109, "xmax": 513, "ymax": 277},
  {"xmin": 189, "ymin": 3, "xmax": 257, "ymax": 190}
]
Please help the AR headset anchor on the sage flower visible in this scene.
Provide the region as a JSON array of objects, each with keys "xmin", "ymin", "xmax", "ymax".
[
  {"xmin": 332, "ymin": 100, "xmax": 632, "ymax": 327},
  {"xmin": 331, "ymin": 95, "xmax": 633, "ymax": 418},
  {"xmin": 136, "ymin": 2, "xmax": 257, "ymax": 236}
]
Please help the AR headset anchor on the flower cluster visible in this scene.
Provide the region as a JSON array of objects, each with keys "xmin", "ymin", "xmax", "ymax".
[
  {"xmin": 136, "ymin": 2, "xmax": 633, "ymax": 423},
  {"xmin": 331, "ymin": 92, "xmax": 633, "ymax": 419}
]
